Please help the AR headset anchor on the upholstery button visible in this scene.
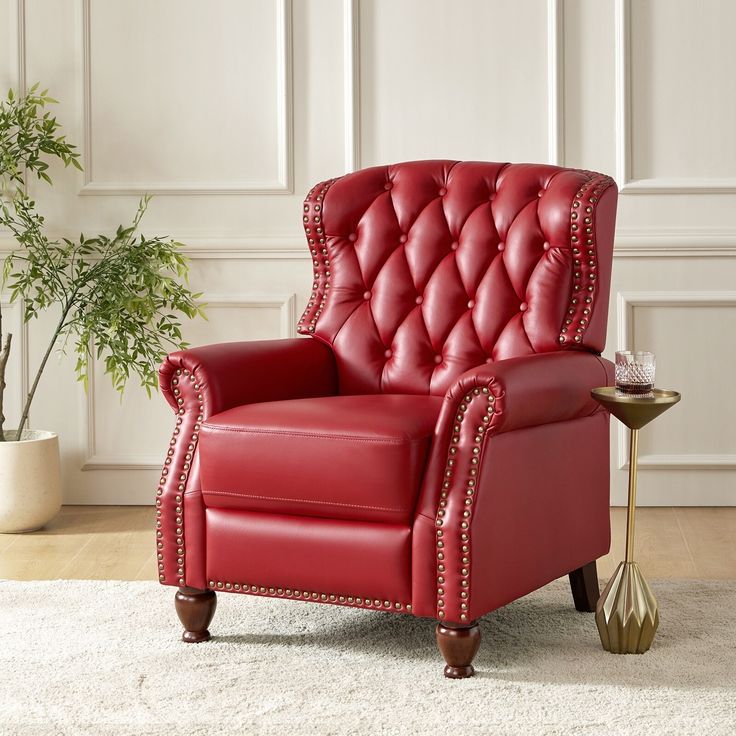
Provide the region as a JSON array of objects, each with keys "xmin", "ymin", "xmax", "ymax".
[
  {"xmin": 538, "ymin": 189, "xmax": 545, "ymax": 197},
  {"xmin": 498, "ymin": 242, "xmax": 505, "ymax": 251},
  {"xmin": 519, "ymin": 302, "xmax": 528, "ymax": 312},
  {"xmin": 434, "ymin": 355, "xmax": 442, "ymax": 364},
  {"xmin": 384, "ymin": 349, "xmax": 392, "ymax": 358},
  {"xmin": 450, "ymin": 241, "xmax": 458, "ymax": 251},
  {"xmin": 363, "ymin": 291, "xmax": 371, "ymax": 300},
  {"xmin": 438, "ymin": 187, "xmax": 447, "ymax": 196},
  {"xmin": 399, "ymin": 234, "xmax": 408, "ymax": 243},
  {"xmin": 489, "ymin": 193, "xmax": 496, "ymax": 201},
  {"xmin": 467, "ymin": 299, "xmax": 475, "ymax": 309},
  {"xmin": 348, "ymin": 233, "xmax": 357, "ymax": 242},
  {"xmin": 384, "ymin": 182, "xmax": 393, "ymax": 190},
  {"xmin": 543, "ymin": 241, "xmax": 550, "ymax": 251},
  {"xmin": 415, "ymin": 295, "xmax": 423, "ymax": 305},
  {"xmin": 485, "ymin": 357, "xmax": 492, "ymax": 364}
]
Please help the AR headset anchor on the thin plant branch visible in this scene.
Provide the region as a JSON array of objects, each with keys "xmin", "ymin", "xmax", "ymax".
[{"xmin": 0, "ymin": 84, "xmax": 204, "ymax": 441}]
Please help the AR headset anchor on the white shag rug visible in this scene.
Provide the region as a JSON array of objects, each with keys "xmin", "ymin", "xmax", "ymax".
[{"xmin": 1, "ymin": 579, "xmax": 735, "ymax": 736}]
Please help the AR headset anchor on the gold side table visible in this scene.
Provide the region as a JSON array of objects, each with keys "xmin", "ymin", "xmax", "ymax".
[{"xmin": 590, "ymin": 387, "xmax": 681, "ymax": 654}]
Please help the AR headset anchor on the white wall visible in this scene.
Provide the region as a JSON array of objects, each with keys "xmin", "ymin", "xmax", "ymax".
[{"xmin": 1, "ymin": 0, "xmax": 734, "ymax": 506}]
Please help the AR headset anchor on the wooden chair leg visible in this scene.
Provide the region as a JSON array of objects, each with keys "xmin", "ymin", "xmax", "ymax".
[
  {"xmin": 175, "ymin": 587, "xmax": 217, "ymax": 643},
  {"xmin": 435, "ymin": 620, "xmax": 481, "ymax": 679},
  {"xmin": 569, "ymin": 560, "xmax": 599, "ymax": 612}
]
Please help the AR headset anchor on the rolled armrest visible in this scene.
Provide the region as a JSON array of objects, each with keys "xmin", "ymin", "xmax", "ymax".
[
  {"xmin": 416, "ymin": 351, "xmax": 612, "ymax": 520},
  {"xmin": 159, "ymin": 338, "xmax": 338, "ymax": 418},
  {"xmin": 445, "ymin": 351, "xmax": 612, "ymax": 435},
  {"xmin": 155, "ymin": 338, "xmax": 336, "ymax": 588},
  {"xmin": 412, "ymin": 350, "xmax": 613, "ymax": 620}
]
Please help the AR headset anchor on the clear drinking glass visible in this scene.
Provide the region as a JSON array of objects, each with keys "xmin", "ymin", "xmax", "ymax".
[{"xmin": 615, "ymin": 351, "xmax": 655, "ymax": 395}]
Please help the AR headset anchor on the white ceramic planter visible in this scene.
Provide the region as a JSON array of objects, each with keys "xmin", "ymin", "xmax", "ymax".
[{"xmin": 0, "ymin": 430, "xmax": 62, "ymax": 533}]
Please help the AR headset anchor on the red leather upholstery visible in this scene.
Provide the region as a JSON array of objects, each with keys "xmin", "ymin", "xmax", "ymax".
[
  {"xmin": 156, "ymin": 160, "xmax": 618, "ymax": 630},
  {"xmin": 206, "ymin": 509, "xmax": 412, "ymax": 609},
  {"xmin": 412, "ymin": 351, "xmax": 614, "ymax": 621},
  {"xmin": 199, "ymin": 394, "xmax": 442, "ymax": 524},
  {"xmin": 155, "ymin": 339, "xmax": 337, "ymax": 589},
  {"xmin": 412, "ymin": 412, "xmax": 612, "ymax": 619},
  {"xmin": 298, "ymin": 161, "xmax": 617, "ymax": 395}
]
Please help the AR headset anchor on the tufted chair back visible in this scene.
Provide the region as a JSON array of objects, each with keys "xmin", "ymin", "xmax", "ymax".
[{"xmin": 297, "ymin": 160, "xmax": 617, "ymax": 396}]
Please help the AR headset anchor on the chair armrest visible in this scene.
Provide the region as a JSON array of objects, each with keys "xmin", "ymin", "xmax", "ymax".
[
  {"xmin": 446, "ymin": 351, "xmax": 612, "ymax": 436},
  {"xmin": 159, "ymin": 338, "xmax": 338, "ymax": 418},
  {"xmin": 412, "ymin": 351, "xmax": 613, "ymax": 620},
  {"xmin": 155, "ymin": 338, "xmax": 337, "ymax": 588},
  {"xmin": 416, "ymin": 351, "xmax": 612, "ymax": 519}
]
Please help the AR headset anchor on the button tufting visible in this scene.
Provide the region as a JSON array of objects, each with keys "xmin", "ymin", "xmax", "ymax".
[
  {"xmin": 296, "ymin": 164, "xmax": 616, "ymax": 401},
  {"xmin": 384, "ymin": 349, "xmax": 392, "ymax": 358}
]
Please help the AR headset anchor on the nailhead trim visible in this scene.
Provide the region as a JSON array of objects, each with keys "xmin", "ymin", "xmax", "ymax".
[
  {"xmin": 434, "ymin": 384, "xmax": 504, "ymax": 622},
  {"xmin": 207, "ymin": 580, "xmax": 411, "ymax": 612},
  {"xmin": 156, "ymin": 367, "xmax": 204, "ymax": 586},
  {"xmin": 558, "ymin": 172, "xmax": 615, "ymax": 347},
  {"xmin": 297, "ymin": 177, "xmax": 341, "ymax": 335}
]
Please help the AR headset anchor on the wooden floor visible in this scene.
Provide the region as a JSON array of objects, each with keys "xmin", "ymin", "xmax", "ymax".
[{"xmin": 0, "ymin": 506, "xmax": 734, "ymax": 581}]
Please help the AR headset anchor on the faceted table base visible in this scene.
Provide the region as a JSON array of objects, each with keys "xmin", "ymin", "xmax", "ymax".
[{"xmin": 595, "ymin": 561, "xmax": 659, "ymax": 654}]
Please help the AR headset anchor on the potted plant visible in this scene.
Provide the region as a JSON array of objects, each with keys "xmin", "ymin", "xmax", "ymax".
[{"xmin": 0, "ymin": 85, "xmax": 204, "ymax": 532}]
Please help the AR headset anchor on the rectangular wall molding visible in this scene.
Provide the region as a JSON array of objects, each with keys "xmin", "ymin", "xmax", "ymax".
[
  {"xmin": 81, "ymin": 293, "xmax": 297, "ymax": 470},
  {"xmin": 343, "ymin": 0, "xmax": 360, "ymax": 173},
  {"xmin": 12, "ymin": 0, "xmax": 26, "ymax": 92},
  {"xmin": 79, "ymin": 0, "xmax": 294, "ymax": 195},
  {"xmin": 615, "ymin": 0, "xmax": 736, "ymax": 194},
  {"xmin": 345, "ymin": 0, "xmax": 564, "ymax": 170},
  {"xmin": 546, "ymin": 0, "xmax": 564, "ymax": 166},
  {"xmin": 616, "ymin": 290, "xmax": 736, "ymax": 471},
  {"xmin": 614, "ymin": 230, "xmax": 736, "ymax": 258}
]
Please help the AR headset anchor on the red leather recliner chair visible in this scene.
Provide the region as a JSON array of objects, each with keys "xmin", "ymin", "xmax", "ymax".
[{"xmin": 157, "ymin": 161, "xmax": 618, "ymax": 678}]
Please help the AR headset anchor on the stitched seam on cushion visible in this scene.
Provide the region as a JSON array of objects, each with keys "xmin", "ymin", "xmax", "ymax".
[
  {"xmin": 202, "ymin": 490, "xmax": 405, "ymax": 513},
  {"xmin": 200, "ymin": 426, "xmax": 432, "ymax": 444}
]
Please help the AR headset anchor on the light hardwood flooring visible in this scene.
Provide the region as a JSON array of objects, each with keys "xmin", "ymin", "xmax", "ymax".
[{"xmin": 0, "ymin": 505, "xmax": 734, "ymax": 581}]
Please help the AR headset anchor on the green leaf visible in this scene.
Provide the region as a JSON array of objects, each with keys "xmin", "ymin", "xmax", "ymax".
[{"xmin": 0, "ymin": 88, "xmax": 205, "ymax": 421}]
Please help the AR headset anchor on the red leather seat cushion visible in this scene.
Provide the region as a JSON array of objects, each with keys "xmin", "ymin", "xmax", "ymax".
[{"xmin": 199, "ymin": 394, "xmax": 443, "ymax": 523}]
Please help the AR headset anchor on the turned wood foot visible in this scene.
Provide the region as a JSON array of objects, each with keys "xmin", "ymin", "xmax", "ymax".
[
  {"xmin": 175, "ymin": 587, "xmax": 217, "ymax": 643},
  {"xmin": 435, "ymin": 620, "xmax": 481, "ymax": 679},
  {"xmin": 569, "ymin": 560, "xmax": 599, "ymax": 612}
]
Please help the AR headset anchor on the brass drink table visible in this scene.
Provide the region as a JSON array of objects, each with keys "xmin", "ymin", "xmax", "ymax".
[{"xmin": 590, "ymin": 387, "xmax": 681, "ymax": 654}]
